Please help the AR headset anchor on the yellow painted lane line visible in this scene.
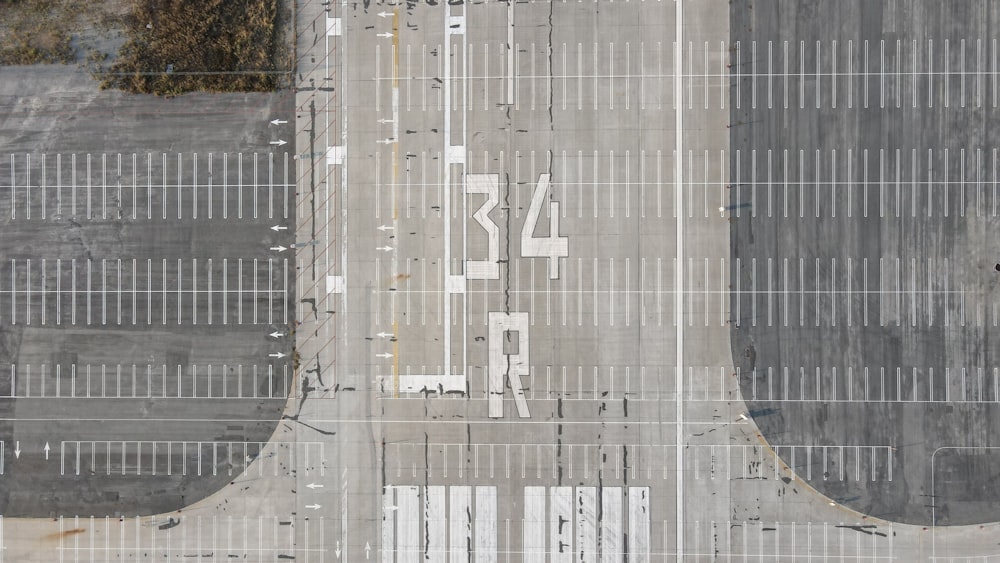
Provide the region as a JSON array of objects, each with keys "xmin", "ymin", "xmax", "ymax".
[{"xmin": 392, "ymin": 10, "xmax": 399, "ymax": 89}]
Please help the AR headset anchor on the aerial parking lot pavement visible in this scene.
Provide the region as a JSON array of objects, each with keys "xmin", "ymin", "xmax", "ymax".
[
  {"xmin": 0, "ymin": 49, "xmax": 296, "ymax": 521},
  {"xmin": 0, "ymin": 0, "xmax": 998, "ymax": 561}
]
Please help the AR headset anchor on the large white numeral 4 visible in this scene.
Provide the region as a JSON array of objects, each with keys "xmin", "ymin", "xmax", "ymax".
[{"xmin": 520, "ymin": 173, "xmax": 568, "ymax": 279}]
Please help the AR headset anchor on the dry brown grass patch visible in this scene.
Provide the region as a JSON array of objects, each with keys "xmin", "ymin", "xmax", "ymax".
[{"xmin": 95, "ymin": 0, "xmax": 291, "ymax": 96}]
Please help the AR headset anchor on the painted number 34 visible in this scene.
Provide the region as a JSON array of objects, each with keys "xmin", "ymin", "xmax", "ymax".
[{"xmin": 466, "ymin": 173, "xmax": 569, "ymax": 280}]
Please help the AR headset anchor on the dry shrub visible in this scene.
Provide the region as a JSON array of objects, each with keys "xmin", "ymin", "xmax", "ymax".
[{"xmin": 99, "ymin": 0, "xmax": 287, "ymax": 95}]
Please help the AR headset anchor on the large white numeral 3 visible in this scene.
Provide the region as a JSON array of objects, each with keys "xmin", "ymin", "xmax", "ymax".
[{"xmin": 466, "ymin": 174, "xmax": 500, "ymax": 280}]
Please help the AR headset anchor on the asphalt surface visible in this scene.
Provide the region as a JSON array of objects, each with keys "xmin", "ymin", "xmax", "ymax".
[
  {"xmin": 730, "ymin": 0, "xmax": 1000, "ymax": 525},
  {"xmin": 0, "ymin": 65, "xmax": 295, "ymax": 516},
  {"xmin": 3, "ymin": 0, "xmax": 1000, "ymax": 559}
]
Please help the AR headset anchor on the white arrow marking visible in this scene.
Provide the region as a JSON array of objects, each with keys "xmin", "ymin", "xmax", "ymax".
[
  {"xmin": 365, "ymin": 542, "xmax": 371, "ymax": 559},
  {"xmin": 376, "ymin": 352, "xmax": 393, "ymax": 359},
  {"xmin": 306, "ymin": 483, "xmax": 324, "ymax": 490},
  {"xmin": 376, "ymin": 332, "xmax": 392, "ymax": 339},
  {"xmin": 269, "ymin": 352, "xmax": 287, "ymax": 359},
  {"xmin": 376, "ymin": 246, "xmax": 393, "ymax": 252},
  {"xmin": 377, "ymin": 224, "xmax": 394, "ymax": 232},
  {"xmin": 305, "ymin": 504, "xmax": 321, "ymax": 510},
  {"xmin": 44, "ymin": 442, "xmax": 50, "ymax": 460},
  {"xmin": 269, "ymin": 246, "xmax": 287, "ymax": 252},
  {"xmin": 269, "ymin": 119, "xmax": 288, "ymax": 126},
  {"xmin": 377, "ymin": 118, "xmax": 395, "ymax": 124},
  {"xmin": 269, "ymin": 140, "xmax": 287, "ymax": 146},
  {"xmin": 13, "ymin": 441, "xmax": 19, "ymax": 459},
  {"xmin": 377, "ymin": 11, "xmax": 391, "ymax": 17},
  {"xmin": 335, "ymin": 541, "xmax": 341, "ymax": 558},
  {"xmin": 270, "ymin": 225, "xmax": 288, "ymax": 232},
  {"xmin": 377, "ymin": 32, "xmax": 393, "ymax": 38},
  {"xmin": 269, "ymin": 331, "xmax": 285, "ymax": 339},
  {"xmin": 376, "ymin": 138, "xmax": 395, "ymax": 145}
]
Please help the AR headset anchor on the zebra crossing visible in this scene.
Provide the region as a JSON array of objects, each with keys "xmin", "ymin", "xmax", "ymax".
[{"xmin": 381, "ymin": 485, "xmax": 650, "ymax": 563}]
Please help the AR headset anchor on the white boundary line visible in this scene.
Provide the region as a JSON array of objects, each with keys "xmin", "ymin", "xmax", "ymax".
[
  {"xmin": 674, "ymin": 0, "xmax": 685, "ymax": 559},
  {"xmin": 443, "ymin": 4, "xmax": 452, "ymax": 377},
  {"xmin": 462, "ymin": 5, "xmax": 469, "ymax": 382},
  {"xmin": 339, "ymin": 5, "xmax": 349, "ymax": 311}
]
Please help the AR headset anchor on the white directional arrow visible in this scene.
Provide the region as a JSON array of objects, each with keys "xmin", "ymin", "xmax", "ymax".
[
  {"xmin": 376, "ymin": 246, "xmax": 394, "ymax": 252},
  {"xmin": 13, "ymin": 441, "xmax": 19, "ymax": 459},
  {"xmin": 365, "ymin": 542, "xmax": 371, "ymax": 559},
  {"xmin": 269, "ymin": 139, "xmax": 287, "ymax": 147},
  {"xmin": 376, "ymin": 352, "xmax": 393, "ymax": 359},
  {"xmin": 376, "ymin": 224, "xmax": 394, "ymax": 232},
  {"xmin": 376, "ymin": 331, "xmax": 392, "ymax": 339},
  {"xmin": 377, "ymin": 11, "xmax": 391, "ymax": 17},
  {"xmin": 377, "ymin": 118, "xmax": 395, "ymax": 124},
  {"xmin": 377, "ymin": 32, "xmax": 393, "ymax": 38},
  {"xmin": 269, "ymin": 119, "xmax": 288, "ymax": 126},
  {"xmin": 376, "ymin": 138, "xmax": 395, "ymax": 145},
  {"xmin": 269, "ymin": 245, "xmax": 288, "ymax": 252},
  {"xmin": 269, "ymin": 352, "xmax": 287, "ymax": 359},
  {"xmin": 335, "ymin": 541, "xmax": 341, "ymax": 558},
  {"xmin": 43, "ymin": 442, "xmax": 49, "ymax": 460},
  {"xmin": 305, "ymin": 504, "xmax": 321, "ymax": 510},
  {"xmin": 306, "ymin": 483, "xmax": 324, "ymax": 490},
  {"xmin": 270, "ymin": 225, "xmax": 288, "ymax": 232},
  {"xmin": 269, "ymin": 331, "xmax": 285, "ymax": 339}
]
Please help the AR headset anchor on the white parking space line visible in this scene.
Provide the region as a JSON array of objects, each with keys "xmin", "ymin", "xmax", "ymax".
[
  {"xmin": 14, "ymin": 362, "xmax": 288, "ymax": 400},
  {"xmin": 1, "ymin": 152, "xmax": 292, "ymax": 222},
  {"xmin": 236, "ymin": 152, "xmax": 243, "ymax": 220},
  {"xmin": 176, "ymin": 153, "xmax": 182, "ymax": 220},
  {"xmin": 734, "ymin": 36, "xmax": 1000, "ymax": 111},
  {"xmin": 59, "ymin": 440, "xmax": 315, "ymax": 478},
  {"xmin": 0, "ymin": 256, "xmax": 287, "ymax": 327}
]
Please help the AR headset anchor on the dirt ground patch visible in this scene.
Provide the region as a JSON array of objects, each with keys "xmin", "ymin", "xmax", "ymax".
[{"xmin": 0, "ymin": 0, "xmax": 127, "ymax": 65}]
